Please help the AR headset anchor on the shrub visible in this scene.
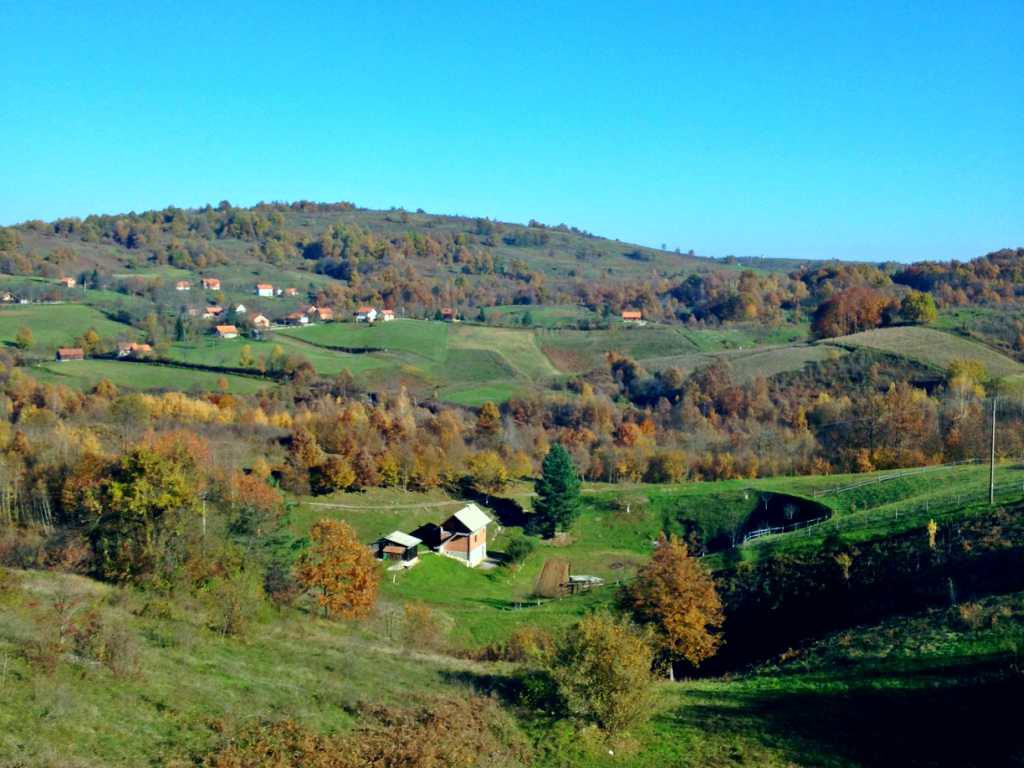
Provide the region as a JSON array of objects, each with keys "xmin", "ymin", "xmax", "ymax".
[
  {"xmin": 204, "ymin": 696, "xmax": 531, "ymax": 768},
  {"xmin": 549, "ymin": 612, "xmax": 656, "ymax": 734},
  {"xmin": 400, "ymin": 601, "xmax": 449, "ymax": 652},
  {"xmin": 503, "ymin": 534, "xmax": 536, "ymax": 568},
  {"xmin": 502, "ymin": 624, "xmax": 555, "ymax": 663}
]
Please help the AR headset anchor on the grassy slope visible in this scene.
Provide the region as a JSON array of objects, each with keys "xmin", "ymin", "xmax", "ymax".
[
  {"xmin": 827, "ymin": 326, "xmax": 1024, "ymax": 379},
  {"xmin": 4, "ymin": 562, "xmax": 1022, "ymax": 766},
  {"xmin": 29, "ymin": 359, "xmax": 273, "ymax": 395},
  {"xmin": 0, "ymin": 304, "xmax": 138, "ymax": 350}
]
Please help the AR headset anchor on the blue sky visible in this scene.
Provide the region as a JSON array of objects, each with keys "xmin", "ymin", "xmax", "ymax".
[{"xmin": 1, "ymin": 1, "xmax": 1021, "ymax": 262}]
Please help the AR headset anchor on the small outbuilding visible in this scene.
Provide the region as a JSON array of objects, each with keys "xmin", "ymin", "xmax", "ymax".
[
  {"xmin": 56, "ymin": 347, "xmax": 84, "ymax": 361},
  {"xmin": 375, "ymin": 530, "xmax": 422, "ymax": 567}
]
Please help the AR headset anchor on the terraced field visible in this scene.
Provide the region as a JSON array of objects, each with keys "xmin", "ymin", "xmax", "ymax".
[{"xmin": 826, "ymin": 326, "xmax": 1024, "ymax": 379}]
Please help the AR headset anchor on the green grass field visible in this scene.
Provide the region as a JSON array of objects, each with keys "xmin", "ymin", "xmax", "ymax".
[
  {"xmin": 278, "ymin": 319, "xmax": 449, "ymax": 362},
  {"xmin": 0, "ymin": 304, "xmax": 138, "ymax": 350},
  {"xmin": 30, "ymin": 358, "xmax": 273, "ymax": 394},
  {"xmin": 826, "ymin": 326, "xmax": 1024, "ymax": 379},
  {"xmin": 168, "ymin": 334, "xmax": 390, "ymax": 377}
]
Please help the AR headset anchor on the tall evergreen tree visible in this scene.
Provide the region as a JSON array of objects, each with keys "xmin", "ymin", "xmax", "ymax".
[{"xmin": 532, "ymin": 444, "xmax": 581, "ymax": 537}]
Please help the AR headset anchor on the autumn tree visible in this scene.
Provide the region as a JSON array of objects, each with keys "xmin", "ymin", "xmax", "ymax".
[
  {"xmin": 14, "ymin": 326, "xmax": 32, "ymax": 350},
  {"xmin": 296, "ymin": 519, "xmax": 378, "ymax": 619},
  {"xmin": 70, "ymin": 447, "xmax": 200, "ymax": 583},
  {"xmin": 629, "ymin": 533, "xmax": 724, "ymax": 678},
  {"xmin": 900, "ymin": 290, "xmax": 937, "ymax": 324},
  {"xmin": 532, "ymin": 443, "xmax": 581, "ymax": 537},
  {"xmin": 475, "ymin": 400, "xmax": 501, "ymax": 439},
  {"xmin": 312, "ymin": 455, "xmax": 356, "ymax": 494},
  {"xmin": 811, "ymin": 286, "xmax": 896, "ymax": 339},
  {"xmin": 238, "ymin": 344, "xmax": 255, "ymax": 368},
  {"xmin": 465, "ymin": 450, "xmax": 509, "ymax": 495},
  {"xmin": 548, "ymin": 612, "xmax": 655, "ymax": 734}
]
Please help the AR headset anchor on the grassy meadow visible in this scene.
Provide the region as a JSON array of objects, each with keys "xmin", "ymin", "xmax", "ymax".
[{"xmin": 828, "ymin": 326, "xmax": 1024, "ymax": 379}]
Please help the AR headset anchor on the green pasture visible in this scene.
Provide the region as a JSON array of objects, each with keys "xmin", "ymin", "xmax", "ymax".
[{"xmin": 30, "ymin": 358, "xmax": 273, "ymax": 394}]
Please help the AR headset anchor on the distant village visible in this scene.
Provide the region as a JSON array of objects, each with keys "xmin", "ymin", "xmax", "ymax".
[{"xmin": 4, "ymin": 273, "xmax": 645, "ymax": 362}]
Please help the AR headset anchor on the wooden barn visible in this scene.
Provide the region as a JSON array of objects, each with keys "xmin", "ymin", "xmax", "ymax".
[{"xmin": 375, "ymin": 531, "xmax": 422, "ymax": 567}]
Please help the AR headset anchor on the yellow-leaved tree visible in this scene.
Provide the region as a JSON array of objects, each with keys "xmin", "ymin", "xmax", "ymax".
[
  {"xmin": 296, "ymin": 519, "xmax": 379, "ymax": 619},
  {"xmin": 629, "ymin": 533, "xmax": 724, "ymax": 679}
]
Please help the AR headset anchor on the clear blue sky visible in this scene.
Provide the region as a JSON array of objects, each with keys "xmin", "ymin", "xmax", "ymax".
[{"xmin": 2, "ymin": 1, "xmax": 1021, "ymax": 262}]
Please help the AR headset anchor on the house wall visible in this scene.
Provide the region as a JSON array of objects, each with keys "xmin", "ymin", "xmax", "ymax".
[{"xmin": 441, "ymin": 529, "xmax": 487, "ymax": 567}]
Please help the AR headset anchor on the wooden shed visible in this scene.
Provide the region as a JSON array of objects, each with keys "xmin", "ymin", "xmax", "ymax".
[{"xmin": 375, "ymin": 530, "xmax": 422, "ymax": 566}]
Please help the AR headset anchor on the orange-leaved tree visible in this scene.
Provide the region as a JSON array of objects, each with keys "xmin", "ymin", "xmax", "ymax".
[
  {"xmin": 296, "ymin": 519, "xmax": 379, "ymax": 619},
  {"xmin": 629, "ymin": 533, "xmax": 724, "ymax": 678}
]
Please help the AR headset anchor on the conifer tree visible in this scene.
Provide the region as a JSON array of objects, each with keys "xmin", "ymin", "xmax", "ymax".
[{"xmin": 532, "ymin": 444, "xmax": 581, "ymax": 537}]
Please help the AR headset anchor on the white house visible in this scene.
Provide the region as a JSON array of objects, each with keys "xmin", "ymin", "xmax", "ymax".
[
  {"xmin": 381, "ymin": 309, "xmax": 395, "ymax": 322},
  {"xmin": 354, "ymin": 306, "xmax": 378, "ymax": 322},
  {"xmin": 255, "ymin": 283, "xmax": 274, "ymax": 297},
  {"xmin": 437, "ymin": 504, "xmax": 493, "ymax": 568}
]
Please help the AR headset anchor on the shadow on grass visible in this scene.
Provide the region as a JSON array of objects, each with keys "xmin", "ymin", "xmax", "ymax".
[{"xmin": 671, "ymin": 655, "xmax": 1024, "ymax": 767}]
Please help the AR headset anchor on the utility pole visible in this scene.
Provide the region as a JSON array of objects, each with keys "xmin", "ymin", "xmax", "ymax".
[{"xmin": 989, "ymin": 396, "xmax": 998, "ymax": 505}]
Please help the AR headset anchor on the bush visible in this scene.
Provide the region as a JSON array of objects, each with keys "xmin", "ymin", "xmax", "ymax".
[
  {"xmin": 401, "ymin": 601, "xmax": 449, "ymax": 652},
  {"xmin": 0, "ymin": 565, "xmax": 21, "ymax": 601},
  {"xmin": 549, "ymin": 612, "xmax": 656, "ymax": 734},
  {"xmin": 503, "ymin": 534, "xmax": 536, "ymax": 567},
  {"xmin": 502, "ymin": 624, "xmax": 555, "ymax": 663},
  {"xmin": 204, "ymin": 696, "xmax": 531, "ymax": 768},
  {"xmin": 263, "ymin": 559, "xmax": 300, "ymax": 609}
]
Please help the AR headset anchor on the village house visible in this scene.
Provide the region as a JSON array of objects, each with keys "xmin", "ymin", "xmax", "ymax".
[
  {"xmin": 117, "ymin": 341, "xmax": 153, "ymax": 359},
  {"xmin": 441, "ymin": 307, "xmax": 456, "ymax": 322},
  {"xmin": 1, "ymin": 292, "xmax": 15, "ymax": 303},
  {"xmin": 312, "ymin": 306, "xmax": 333, "ymax": 322},
  {"xmin": 283, "ymin": 287, "xmax": 298, "ymax": 297},
  {"xmin": 234, "ymin": 304, "xmax": 247, "ymax": 314},
  {"xmin": 354, "ymin": 306, "xmax": 377, "ymax": 322},
  {"xmin": 285, "ymin": 311, "xmax": 309, "ymax": 326},
  {"xmin": 203, "ymin": 305, "xmax": 224, "ymax": 319},
  {"xmin": 255, "ymin": 283, "xmax": 274, "ymax": 297},
  {"xmin": 621, "ymin": 309, "xmax": 644, "ymax": 324},
  {"xmin": 251, "ymin": 314, "xmax": 271, "ymax": 329},
  {"xmin": 200, "ymin": 277, "xmax": 221, "ymax": 290},
  {"xmin": 175, "ymin": 280, "xmax": 191, "ymax": 291},
  {"xmin": 56, "ymin": 347, "xmax": 84, "ymax": 362},
  {"xmin": 374, "ymin": 531, "xmax": 422, "ymax": 568},
  {"xmin": 59, "ymin": 276, "xmax": 76, "ymax": 288},
  {"xmin": 215, "ymin": 324, "xmax": 239, "ymax": 339},
  {"xmin": 380, "ymin": 308, "xmax": 395, "ymax": 322},
  {"xmin": 436, "ymin": 504, "xmax": 493, "ymax": 567}
]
